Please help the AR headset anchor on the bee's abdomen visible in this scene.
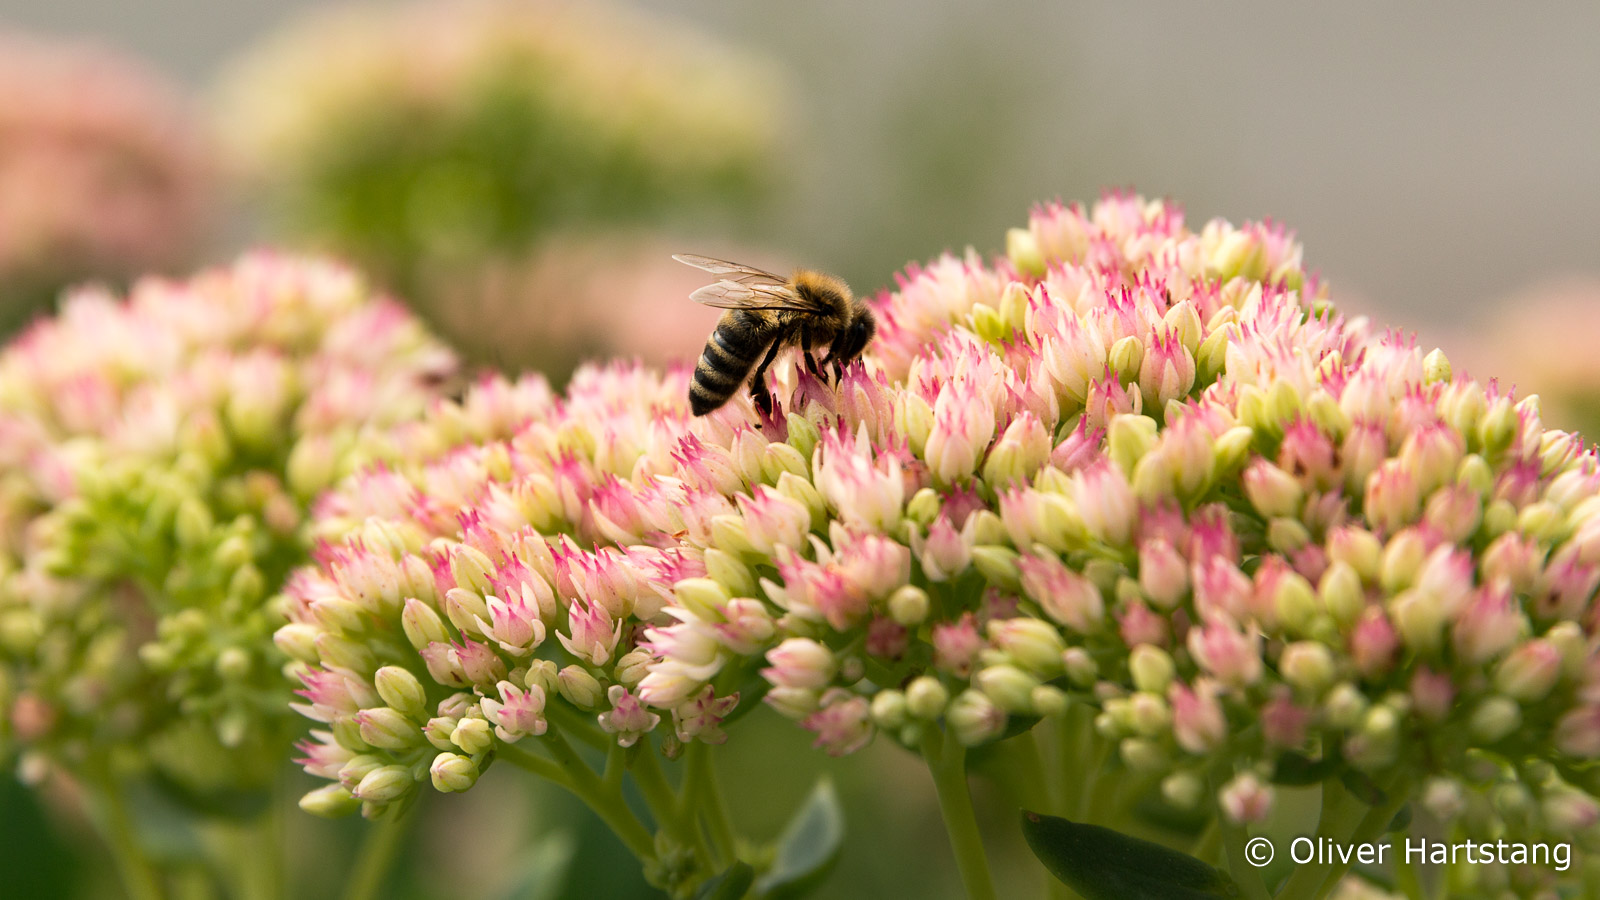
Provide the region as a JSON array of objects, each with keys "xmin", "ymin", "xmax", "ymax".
[{"xmin": 691, "ymin": 312, "xmax": 768, "ymax": 416}]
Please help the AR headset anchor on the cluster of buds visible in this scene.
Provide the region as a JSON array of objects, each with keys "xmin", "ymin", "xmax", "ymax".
[
  {"xmin": 283, "ymin": 192, "xmax": 1600, "ymax": 897},
  {"xmin": 0, "ymin": 254, "xmax": 455, "ymax": 792},
  {"xmin": 0, "ymin": 30, "xmax": 214, "ymax": 325},
  {"xmin": 213, "ymin": 0, "xmax": 781, "ymax": 297},
  {"xmin": 635, "ymin": 193, "xmax": 1600, "ymax": 885}
]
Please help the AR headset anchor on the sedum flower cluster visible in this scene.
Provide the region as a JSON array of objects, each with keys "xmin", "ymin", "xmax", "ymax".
[
  {"xmin": 286, "ymin": 194, "xmax": 1600, "ymax": 897},
  {"xmin": 0, "ymin": 31, "xmax": 215, "ymax": 334},
  {"xmin": 213, "ymin": 0, "xmax": 781, "ymax": 309},
  {"xmin": 0, "ymin": 254, "xmax": 455, "ymax": 794}
]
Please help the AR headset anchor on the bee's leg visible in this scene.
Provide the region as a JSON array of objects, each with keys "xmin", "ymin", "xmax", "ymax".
[
  {"xmin": 799, "ymin": 326, "xmax": 823, "ymax": 378},
  {"xmin": 748, "ymin": 338, "xmax": 784, "ymax": 416}
]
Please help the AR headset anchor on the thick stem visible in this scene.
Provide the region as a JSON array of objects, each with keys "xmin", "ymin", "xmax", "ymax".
[
  {"xmin": 632, "ymin": 746, "xmax": 711, "ymax": 867},
  {"xmin": 1217, "ymin": 814, "xmax": 1273, "ymax": 900},
  {"xmin": 686, "ymin": 742, "xmax": 738, "ymax": 868},
  {"xmin": 921, "ymin": 727, "xmax": 998, "ymax": 900},
  {"xmin": 93, "ymin": 776, "xmax": 167, "ymax": 900},
  {"xmin": 1309, "ymin": 787, "xmax": 1409, "ymax": 899},
  {"xmin": 339, "ymin": 814, "xmax": 411, "ymax": 900},
  {"xmin": 1271, "ymin": 779, "xmax": 1375, "ymax": 900}
]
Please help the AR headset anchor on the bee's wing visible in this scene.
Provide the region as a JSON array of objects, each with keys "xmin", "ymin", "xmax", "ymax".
[
  {"xmin": 673, "ymin": 254, "xmax": 787, "ymax": 285},
  {"xmin": 689, "ymin": 280, "xmax": 827, "ymax": 313}
]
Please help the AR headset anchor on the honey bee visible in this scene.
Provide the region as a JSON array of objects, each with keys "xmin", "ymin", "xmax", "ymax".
[{"xmin": 674, "ymin": 254, "xmax": 876, "ymax": 417}]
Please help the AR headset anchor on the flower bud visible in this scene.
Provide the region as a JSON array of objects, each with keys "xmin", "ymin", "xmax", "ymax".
[
  {"xmin": 1219, "ymin": 773, "xmax": 1273, "ymax": 824},
  {"xmin": 905, "ymin": 676, "xmax": 949, "ymax": 719},
  {"xmin": 299, "ymin": 784, "xmax": 360, "ymax": 818},
  {"xmin": 1162, "ymin": 772, "xmax": 1204, "ymax": 810},
  {"xmin": 1279, "ymin": 642, "xmax": 1335, "ymax": 695},
  {"xmin": 870, "ymin": 690, "xmax": 909, "ymax": 730},
  {"xmin": 1494, "ymin": 639, "xmax": 1562, "ymax": 702},
  {"xmin": 401, "ymin": 599, "xmax": 451, "ymax": 651},
  {"xmin": 430, "ymin": 753, "xmax": 479, "ymax": 793},
  {"xmin": 374, "ymin": 666, "xmax": 427, "ymax": 717},
  {"xmin": 888, "ymin": 585, "xmax": 930, "ymax": 626},
  {"xmin": 987, "ymin": 618, "xmax": 1065, "ymax": 676},
  {"xmin": 975, "ymin": 664, "xmax": 1040, "ymax": 713},
  {"xmin": 557, "ymin": 666, "xmax": 604, "ymax": 709},
  {"xmin": 357, "ymin": 707, "xmax": 420, "ymax": 751},
  {"xmin": 1031, "ymin": 686, "xmax": 1068, "ymax": 718},
  {"xmin": 353, "ymin": 765, "xmax": 413, "ymax": 803},
  {"xmin": 1469, "ymin": 696, "xmax": 1522, "ymax": 743},
  {"xmin": 946, "ymin": 690, "xmax": 1006, "ymax": 746},
  {"xmin": 1129, "ymin": 645, "xmax": 1175, "ymax": 693},
  {"xmin": 1061, "ymin": 647, "xmax": 1097, "ymax": 686},
  {"xmin": 450, "ymin": 717, "xmax": 494, "ymax": 755},
  {"xmin": 1007, "ymin": 227, "xmax": 1045, "ymax": 277}
]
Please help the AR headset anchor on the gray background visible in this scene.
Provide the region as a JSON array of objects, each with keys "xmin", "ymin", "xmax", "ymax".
[{"xmin": 4, "ymin": 0, "xmax": 1597, "ymax": 330}]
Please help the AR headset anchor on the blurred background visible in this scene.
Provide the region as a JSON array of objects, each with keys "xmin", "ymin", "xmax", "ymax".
[{"xmin": 1, "ymin": 1, "xmax": 1597, "ymax": 898}]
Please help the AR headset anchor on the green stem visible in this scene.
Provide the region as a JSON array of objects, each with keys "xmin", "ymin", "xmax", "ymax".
[
  {"xmin": 1310, "ymin": 787, "xmax": 1409, "ymax": 899},
  {"xmin": 226, "ymin": 805, "xmax": 282, "ymax": 900},
  {"xmin": 632, "ymin": 746, "xmax": 711, "ymax": 867},
  {"xmin": 339, "ymin": 813, "xmax": 412, "ymax": 900},
  {"xmin": 1190, "ymin": 817, "xmax": 1221, "ymax": 866},
  {"xmin": 687, "ymin": 742, "xmax": 738, "ymax": 868},
  {"xmin": 1216, "ymin": 813, "xmax": 1272, "ymax": 900},
  {"xmin": 510, "ymin": 731, "xmax": 658, "ymax": 863},
  {"xmin": 1073, "ymin": 735, "xmax": 1113, "ymax": 821},
  {"xmin": 93, "ymin": 776, "xmax": 167, "ymax": 900},
  {"xmin": 921, "ymin": 727, "xmax": 998, "ymax": 900},
  {"xmin": 1270, "ymin": 779, "xmax": 1372, "ymax": 900}
]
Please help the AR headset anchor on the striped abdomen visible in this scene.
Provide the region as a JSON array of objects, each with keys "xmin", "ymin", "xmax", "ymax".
[{"xmin": 690, "ymin": 310, "xmax": 775, "ymax": 416}]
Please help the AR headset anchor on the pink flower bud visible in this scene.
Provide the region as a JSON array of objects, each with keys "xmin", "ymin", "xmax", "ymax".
[
  {"xmin": 558, "ymin": 599, "xmax": 623, "ymax": 666},
  {"xmin": 1138, "ymin": 538, "xmax": 1189, "ymax": 609},
  {"xmin": 1073, "ymin": 462, "xmax": 1136, "ymax": 547},
  {"xmin": 763, "ymin": 638, "xmax": 837, "ymax": 691},
  {"xmin": 1187, "ymin": 620, "xmax": 1262, "ymax": 688},
  {"xmin": 1219, "ymin": 773, "xmax": 1274, "ymax": 825},
  {"xmin": 1017, "ymin": 553, "xmax": 1104, "ymax": 633},
  {"xmin": 916, "ymin": 513, "xmax": 972, "ymax": 581},
  {"xmin": 1169, "ymin": 681, "xmax": 1226, "ymax": 754},
  {"xmin": 1349, "ymin": 608, "xmax": 1399, "ymax": 678},
  {"xmin": 480, "ymin": 680, "xmax": 547, "ymax": 741},
  {"xmin": 924, "ymin": 388, "xmax": 996, "ymax": 483},
  {"xmin": 982, "ymin": 412, "xmax": 1051, "ymax": 487},
  {"xmin": 1137, "ymin": 327, "xmax": 1196, "ymax": 408},
  {"xmin": 736, "ymin": 487, "xmax": 813, "ymax": 555},
  {"xmin": 1495, "ymin": 639, "xmax": 1563, "ymax": 702},
  {"xmin": 801, "ymin": 689, "xmax": 874, "ymax": 756},
  {"xmin": 932, "ymin": 613, "xmax": 983, "ymax": 676},
  {"xmin": 597, "ymin": 685, "xmax": 661, "ymax": 748},
  {"xmin": 1242, "ymin": 460, "xmax": 1303, "ymax": 519},
  {"xmin": 1452, "ymin": 583, "xmax": 1523, "ymax": 665}
]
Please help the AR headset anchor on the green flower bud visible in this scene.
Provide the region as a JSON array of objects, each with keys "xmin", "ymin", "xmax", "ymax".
[
  {"xmin": 1030, "ymin": 685, "xmax": 1068, "ymax": 719},
  {"xmin": 375, "ymin": 666, "xmax": 427, "ymax": 716},
  {"xmin": 1162, "ymin": 772, "xmax": 1204, "ymax": 810},
  {"xmin": 1109, "ymin": 336, "xmax": 1144, "ymax": 384},
  {"xmin": 358, "ymin": 707, "xmax": 420, "ymax": 751},
  {"xmin": 450, "ymin": 717, "xmax": 494, "ymax": 755},
  {"xmin": 557, "ymin": 665, "xmax": 604, "ymax": 709},
  {"xmin": 1006, "ymin": 227, "xmax": 1045, "ymax": 277},
  {"xmin": 887, "ymin": 585, "xmax": 929, "ymax": 626},
  {"xmin": 1422, "ymin": 348, "xmax": 1451, "ymax": 385},
  {"xmin": 1108, "ymin": 414, "xmax": 1159, "ymax": 475},
  {"xmin": 905, "ymin": 676, "xmax": 949, "ymax": 720},
  {"xmin": 905, "ymin": 488, "xmax": 941, "ymax": 526},
  {"xmin": 1469, "ymin": 696, "xmax": 1521, "ymax": 743},
  {"xmin": 401, "ymin": 599, "xmax": 451, "ymax": 651},
  {"xmin": 783, "ymin": 414, "xmax": 820, "ymax": 462},
  {"xmin": 975, "ymin": 664, "xmax": 1040, "ymax": 713},
  {"xmin": 946, "ymin": 690, "xmax": 1005, "ymax": 746},
  {"xmin": 870, "ymin": 690, "xmax": 908, "ymax": 730},
  {"xmin": 299, "ymin": 784, "xmax": 360, "ymax": 818},
  {"xmin": 1280, "ymin": 642, "xmax": 1336, "ymax": 695},
  {"xmin": 353, "ymin": 765, "xmax": 413, "ymax": 803},
  {"xmin": 703, "ymin": 548, "xmax": 757, "ymax": 597},
  {"xmin": 430, "ymin": 752, "xmax": 478, "ymax": 793},
  {"xmin": 1129, "ymin": 645, "xmax": 1175, "ymax": 693},
  {"xmin": 673, "ymin": 578, "xmax": 731, "ymax": 620},
  {"xmin": 971, "ymin": 545, "xmax": 1021, "ymax": 592}
]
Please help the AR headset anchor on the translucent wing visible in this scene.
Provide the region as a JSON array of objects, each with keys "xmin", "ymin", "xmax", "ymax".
[
  {"xmin": 689, "ymin": 280, "xmax": 824, "ymax": 312},
  {"xmin": 673, "ymin": 254, "xmax": 787, "ymax": 285}
]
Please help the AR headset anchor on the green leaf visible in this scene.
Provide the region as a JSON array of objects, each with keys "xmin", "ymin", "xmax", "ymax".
[
  {"xmin": 1021, "ymin": 811, "xmax": 1242, "ymax": 900},
  {"xmin": 695, "ymin": 861, "xmax": 755, "ymax": 900},
  {"xmin": 495, "ymin": 831, "xmax": 575, "ymax": 900},
  {"xmin": 1386, "ymin": 802, "xmax": 1412, "ymax": 834},
  {"xmin": 753, "ymin": 779, "xmax": 844, "ymax": 899}
]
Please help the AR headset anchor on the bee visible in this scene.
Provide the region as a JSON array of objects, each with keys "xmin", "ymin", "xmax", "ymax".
[{"xmin": 674, "ymin": 254, "xmax": 876, "ymax": 417}]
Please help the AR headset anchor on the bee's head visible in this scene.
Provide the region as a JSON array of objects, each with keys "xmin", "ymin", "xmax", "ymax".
[{"xmin": 832, "ymin": 307, "xmax": 877, "ymax": 366}]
